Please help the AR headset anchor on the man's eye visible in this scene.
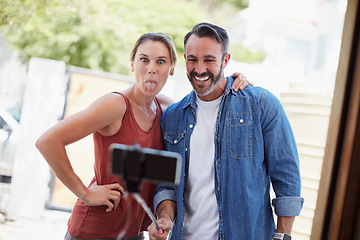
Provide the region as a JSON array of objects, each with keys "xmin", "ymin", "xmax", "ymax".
[
  {"xmin": 187, "ymin": 59, "xmax": 196, "ymax": 62},
  {"xmin": 205, "ymin": 59, "xmax": 215, "ymax": 62}
]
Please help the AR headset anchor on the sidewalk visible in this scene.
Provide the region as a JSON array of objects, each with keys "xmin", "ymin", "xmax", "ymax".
[
  {"xmin": 0, "ymin": 209, "xmax": 70, "ymax": 240},
  {"xmin": 0, "ymin": 209, "xmax": 152, "ymax": 240}
]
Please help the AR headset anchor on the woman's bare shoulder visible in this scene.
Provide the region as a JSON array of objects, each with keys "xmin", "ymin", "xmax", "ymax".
[{"xmin": 94, "ymin": 92, "xmax": 127, "ymax": 108}]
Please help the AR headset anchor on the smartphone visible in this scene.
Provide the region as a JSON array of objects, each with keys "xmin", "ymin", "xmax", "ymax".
[{"xmin": 110, "ymin": 143, "xmax": 182, "ymax": 185}]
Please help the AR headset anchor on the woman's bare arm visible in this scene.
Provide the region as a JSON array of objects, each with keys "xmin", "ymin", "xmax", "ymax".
[{"xmin": 36, "ymin": 93, "xmax": 126, "ymax": 211}]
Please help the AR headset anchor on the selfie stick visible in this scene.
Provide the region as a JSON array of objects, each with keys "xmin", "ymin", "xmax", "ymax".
[
  {"xmin": 133, "ymin": 193, "xmax": 161, "ymax": 230},
  {"xmin": 120, "ymin": 144, "xmax": 160, "ymax": 230}
]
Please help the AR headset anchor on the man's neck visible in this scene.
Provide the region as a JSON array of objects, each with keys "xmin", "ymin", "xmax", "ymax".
[{"xmin": 197, "ymin": 76, "xmax": 227, "ymax": 102}]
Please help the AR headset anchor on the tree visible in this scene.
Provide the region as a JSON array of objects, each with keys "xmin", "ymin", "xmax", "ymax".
[
  {"xmin": 0, "ymin": 0, "xmax": 206, "ymax": 75},
  {"xmin": 199, "ymin": 0, "xmax": 249, "ymax": 23},
  {"xmin": 230, "ymin": 43, "xmax": 266, "ymax": 64}
]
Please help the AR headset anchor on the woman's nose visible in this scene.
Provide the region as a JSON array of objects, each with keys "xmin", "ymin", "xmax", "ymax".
[{"xmin": 148, "ymin": 62, "xmax": 156, "ymax": 74}]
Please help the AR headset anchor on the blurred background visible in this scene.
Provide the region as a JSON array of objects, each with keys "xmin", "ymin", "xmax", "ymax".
[{"xmin": 0, "ymin": 0, "xmax": 348, "ymax": 239}]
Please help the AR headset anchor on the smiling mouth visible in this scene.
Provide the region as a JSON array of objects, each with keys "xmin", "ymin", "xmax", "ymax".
[{"xmin": 194, "ymin": 75, "xmax": 210, "ymax": 81}]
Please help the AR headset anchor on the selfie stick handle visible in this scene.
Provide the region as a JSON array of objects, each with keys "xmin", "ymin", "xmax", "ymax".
[{"xmin": 133, "ymin": 193, "xmax": 161, "ymax": 231}]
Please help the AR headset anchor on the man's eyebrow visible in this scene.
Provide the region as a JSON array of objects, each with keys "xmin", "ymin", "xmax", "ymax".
[
  {"xmin": 186, "ymin": 54, "xmax": 216, "ymax": 58},
  {"xmin": 186, "ymin": 54, "xmax": 216, "ymax": 59},
  {"xmin": 186, "ymin": 54, "xmax": 197, "ymax": 58}
]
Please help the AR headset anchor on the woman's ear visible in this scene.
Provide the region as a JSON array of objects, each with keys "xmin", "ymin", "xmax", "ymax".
[
  {"xmin": 170, "ymin": 67, "xmax": 174, "ymax": 76},
  {"xmin": 131, "ymin": 62, "xmax": 135, "ymax": 72}
]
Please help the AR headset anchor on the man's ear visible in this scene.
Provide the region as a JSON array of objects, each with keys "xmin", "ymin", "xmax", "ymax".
[{"xmin": 222, "ymin": 53, "xmax": 231, "ymax": 69}]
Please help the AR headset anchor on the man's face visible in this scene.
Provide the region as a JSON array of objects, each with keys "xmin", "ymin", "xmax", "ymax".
[{"xmin": 184, "ymin": 35, "xmax": 226, "ymax": 97}]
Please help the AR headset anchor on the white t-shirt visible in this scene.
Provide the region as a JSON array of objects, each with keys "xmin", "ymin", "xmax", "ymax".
[{"xmin": 183, "ymin": 94, "xmax": 222, "ymax": 240}]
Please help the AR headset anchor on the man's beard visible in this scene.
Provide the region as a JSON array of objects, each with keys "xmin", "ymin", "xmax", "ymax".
[{"xmin": 188, "ymin": 64, "xmax": 223, "ymax": 97}]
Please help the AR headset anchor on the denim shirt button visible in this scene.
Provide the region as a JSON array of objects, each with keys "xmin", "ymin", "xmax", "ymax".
[
  {"xmin": 185, "ymin": 148, "xmax": 188, "ymax": 151},
  {"xmin": 189, "ymin": 124, "xmax": 193, "ymax": 128},
  {"xmin": 174, "ymin": 140, "xmax": 178, "ymax": 144},
  {"xmin": 240, "ymin": 119, "xmax": 244, "ymax": 123}
]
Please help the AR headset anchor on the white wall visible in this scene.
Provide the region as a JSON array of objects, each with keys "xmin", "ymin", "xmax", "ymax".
[{"xmin": 6, "ymin": 58, "xmax": 68, "ymax": 219}]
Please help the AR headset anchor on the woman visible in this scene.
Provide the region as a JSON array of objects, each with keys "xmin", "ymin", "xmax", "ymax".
[{"xmin": 36, "ymin": 32, "xmax": 249, "ymax": 240}]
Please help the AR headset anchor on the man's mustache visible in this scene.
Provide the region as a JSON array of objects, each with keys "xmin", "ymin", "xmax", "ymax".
[{"xmin": 190, "ymin": 70, "xmax": 213, "ymax": 79}]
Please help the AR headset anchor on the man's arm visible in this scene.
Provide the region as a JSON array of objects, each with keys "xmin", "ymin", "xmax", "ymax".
[
  {"xmin": 157, "ymin": 199, "xmax": 176, "ymax": 222},
  {"xmin": 276, "ymin": 216, "xmax": 295, "ymax": 234},
  {"xmin": 260, "ymin": 90, "xmax": 304, "ymax": 237}
]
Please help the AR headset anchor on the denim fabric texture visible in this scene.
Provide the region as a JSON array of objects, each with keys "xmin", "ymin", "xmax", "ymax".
[{"xmin": 154, "ymin": 77, "xmax": 304, "ymax": 240}]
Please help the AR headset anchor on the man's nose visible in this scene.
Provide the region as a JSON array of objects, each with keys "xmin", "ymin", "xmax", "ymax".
[{"xmin": 194, "ymin": 61, "xmax": 207, "ymax": 75}]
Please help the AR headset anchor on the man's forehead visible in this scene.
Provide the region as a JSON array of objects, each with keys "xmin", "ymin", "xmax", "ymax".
[{"xmin": 185, "ymin": 35, "xmax": 222, "ymax": 56}]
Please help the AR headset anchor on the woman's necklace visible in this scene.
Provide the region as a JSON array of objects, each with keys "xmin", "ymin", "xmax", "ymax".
[
  {"xmin": 138, "ymin": 104, "xmax": 150, "ymax": 112},
  {"xmin": 133, "ymin": 99, "xmax": 153, "ymax": 112}
]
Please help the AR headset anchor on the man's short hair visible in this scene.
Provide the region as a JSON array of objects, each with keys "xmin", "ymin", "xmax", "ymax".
[{"xmin": 184, "ymin": 22, "xmax": 229, "ymax": 57}]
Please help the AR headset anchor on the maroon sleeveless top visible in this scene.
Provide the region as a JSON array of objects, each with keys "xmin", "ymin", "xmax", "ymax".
[{"xmin": 67, "ymin": 93, "xmax": 163, "ymax": 239}]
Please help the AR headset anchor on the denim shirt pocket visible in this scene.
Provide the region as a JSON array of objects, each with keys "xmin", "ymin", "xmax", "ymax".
[
  {"xmin": 163, "ymin": 131, "xmax": 186, "ymax": 150},
  {"xmin": 226, "ymin": 114, "xmax": 253, "ymax": 159}
]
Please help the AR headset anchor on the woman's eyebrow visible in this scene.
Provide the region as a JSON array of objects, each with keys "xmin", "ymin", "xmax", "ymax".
[{"xmin": 138, "ymin": 53, "xmax": 167, "ymax": 59}]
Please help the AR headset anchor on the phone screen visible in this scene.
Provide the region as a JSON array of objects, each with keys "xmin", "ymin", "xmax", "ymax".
[{"xmin": 110, "ymin": 143, "xmax": 182, "ymax": 185}]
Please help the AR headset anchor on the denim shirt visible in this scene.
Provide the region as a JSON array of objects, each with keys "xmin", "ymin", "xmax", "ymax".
[{"xmin": 154, "ymin": 77, "xmax": 304, "ymax": 240}]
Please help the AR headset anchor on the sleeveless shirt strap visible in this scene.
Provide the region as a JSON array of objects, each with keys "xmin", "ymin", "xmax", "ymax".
[{"xmin": 113, "ymin": 91, "xmax": 162, "ymax": 115}]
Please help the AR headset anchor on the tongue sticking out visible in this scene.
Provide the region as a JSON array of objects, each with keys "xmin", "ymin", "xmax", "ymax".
[{"xmin": 145, "ymin": 82, "xmax": 157, "ymax": 92}]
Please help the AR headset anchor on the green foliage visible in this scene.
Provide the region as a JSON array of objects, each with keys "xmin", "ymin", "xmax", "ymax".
[
  {"xmin": 230, "ymin": 43, "xmax": 267, "ymax": 64},
  {"xmin": 0, "ymin": 0, "xmax": 40, "ymax": 26},
  {"xmin": 207, "ymin": 0, "xmax": 249, "ymax": 10},
  {"xmin": 1, "ymin": 0, "xmax": 257, "ymax": 74},
  {"xmin": 0, "ymin": 0, "xmax": 206, "ymax": 75}
]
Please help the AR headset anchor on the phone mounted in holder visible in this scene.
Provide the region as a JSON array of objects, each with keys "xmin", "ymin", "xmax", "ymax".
[
  {"xmin": 109, "ymin": 143, "xmax": 182, "ymax": 233},
  {"xmin": 110, "ymin": 143, "xmax": 182, "ymax": 192}
]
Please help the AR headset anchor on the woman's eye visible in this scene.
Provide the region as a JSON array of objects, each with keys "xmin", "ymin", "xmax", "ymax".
[
  {"xmin": 158, "ymin": 60, "xmax": 165, "ymax": 64},
  {"xmin": 140, "ymin": 58, "xmax": 148, "ymax": 62}
]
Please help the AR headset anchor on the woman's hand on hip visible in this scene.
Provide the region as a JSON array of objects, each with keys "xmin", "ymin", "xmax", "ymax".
[{"xmin": 83, "ymin": 182, "xmax": 125, "ymax": 212}]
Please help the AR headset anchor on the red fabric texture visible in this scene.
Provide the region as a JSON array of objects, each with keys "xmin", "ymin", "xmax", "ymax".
[{"xmin": 67, "ymin": 93, "xmax": 163, "ymax": 239}]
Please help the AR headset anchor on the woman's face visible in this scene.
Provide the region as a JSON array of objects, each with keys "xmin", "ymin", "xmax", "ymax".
[{"xmin": 131, "ymin": 40, "xmax": 174, "ymax": 96}]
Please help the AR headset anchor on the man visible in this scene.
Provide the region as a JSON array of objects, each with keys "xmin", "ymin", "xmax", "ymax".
[{"xmin": 148, "ymin": 22, "xmax": 304, "ymax": 240}]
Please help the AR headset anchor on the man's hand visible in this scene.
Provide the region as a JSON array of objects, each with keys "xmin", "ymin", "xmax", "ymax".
[
  {"xmin": 83, "ymin": 182, "xmax": 125, "ymax": 212},
  {"xmin": 148, "ymin": 200, "xmax": 176, "ymax": 240},
  {"xmin": 231, "ymin": 72, "xmax": 253, "ymax": 91},
  {"xmin": 148, "ymin": 217, "xmax": 173, "ymax": 240}
]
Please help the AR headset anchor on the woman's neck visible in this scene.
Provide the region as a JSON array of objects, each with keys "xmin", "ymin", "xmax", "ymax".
[{"xmin": 126, "ymin": 86, "xmax": 156, "ymax": 112}]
